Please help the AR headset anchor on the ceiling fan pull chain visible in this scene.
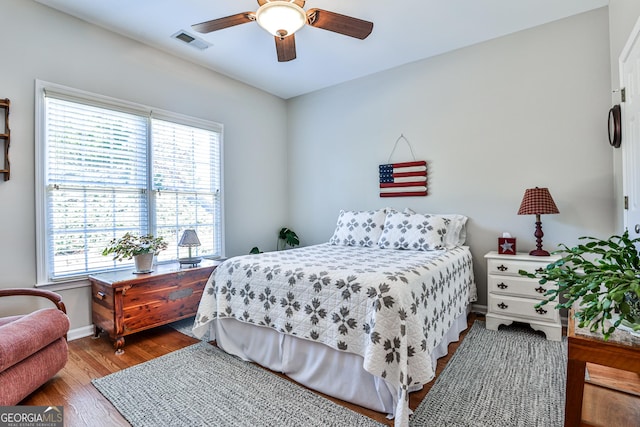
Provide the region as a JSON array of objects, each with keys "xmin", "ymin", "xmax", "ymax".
[{"xmin": 387, "ymin": 134, "xmax": 417, "ymax": 164}]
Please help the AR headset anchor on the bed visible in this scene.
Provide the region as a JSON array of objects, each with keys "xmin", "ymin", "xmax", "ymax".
[{"xmin": 192, "ymin": 209, "xmax": 477, "ymax": 427}]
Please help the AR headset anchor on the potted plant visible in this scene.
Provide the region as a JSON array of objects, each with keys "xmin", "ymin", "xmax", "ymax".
[
  {"xmin": 521, "ymin": 231, "xmax": 640, "ymax": 340},
  {"xmin": 102, "ymin": 232, "xmax": 168, "ymax": 273},
  {"xmin": 250, "ymin": 227, "xmax": 300, "ymax": 254},
  {"xmin": 277, "ymin": 227, "xmax": 300, "ymax": 250}
]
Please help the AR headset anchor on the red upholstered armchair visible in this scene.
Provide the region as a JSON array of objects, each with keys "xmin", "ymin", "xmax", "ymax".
[{"xmin": 0, "ymin": 288, "xmax": 70, "ymax": 405}]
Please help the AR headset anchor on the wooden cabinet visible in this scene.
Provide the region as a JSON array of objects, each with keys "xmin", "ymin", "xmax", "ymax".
[
  {"xmin": 484, "ymin": 251, "xmax": 562, "ymax": 341},
  {"xmin": 90, "ymin": 260, "xmax": 220, "ymax": 353},
  {"xmin": 565, "ymin": 309, "xmax": 640, "ymax": 426}
]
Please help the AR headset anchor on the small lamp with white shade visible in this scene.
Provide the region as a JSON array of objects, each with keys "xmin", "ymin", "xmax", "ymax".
[{"xmin": 178, "ymin": 229, "xmax": 202, "ymax": 267}]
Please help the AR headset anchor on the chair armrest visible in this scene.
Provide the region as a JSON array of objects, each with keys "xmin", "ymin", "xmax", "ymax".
[
  {"xmin": 0, "ymin": 308, "xmax": 69, "ymax": 372},
  {"xmin": 0, "ymin": 288, "xmax": 66, "ymax": 314}
]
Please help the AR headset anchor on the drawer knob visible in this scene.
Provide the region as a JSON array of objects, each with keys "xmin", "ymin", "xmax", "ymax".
[
  {"xmin": 497, "ymin": 302, "xmax": 508, "ymax": 310},
  {"xmin": 497, "ymin": 282, "xmax": 508, "ymax": 289},
  {"xmin": 96, "ymin": 291, "xmax": 106, "ymax": 300},
  {"xmin": 535, "ymin": 267, "xmax": 544, "ymax": 274},
  {"xmin": 535, "ymin": 307, "xmax": 548, "ymax": 315},
  {"xmin": 497, "ymin": 264, "xmax": 508, "ymax": 272},
  {"xmin": 535, "ymin": 286, "xmax": 546, "ymax": 294}
]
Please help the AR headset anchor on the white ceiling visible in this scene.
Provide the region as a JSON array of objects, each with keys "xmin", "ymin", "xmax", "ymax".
[{"xmin": 35, "ymin": 0, "xmax": 608, "ymax": 99}]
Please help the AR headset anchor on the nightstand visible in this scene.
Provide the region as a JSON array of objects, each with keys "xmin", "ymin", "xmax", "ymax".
[{"xmin": 484, "ymin": 251, "xmax": 562, "ymax": 341}]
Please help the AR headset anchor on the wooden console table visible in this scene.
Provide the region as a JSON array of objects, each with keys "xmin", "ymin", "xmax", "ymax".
[
  {"xmin": 565, "ymin": 310, "xmax": 640, "ymax": 426},
  {"xmin": 90, "ymin": 260, "xmax": 221, "ymax": 354}
]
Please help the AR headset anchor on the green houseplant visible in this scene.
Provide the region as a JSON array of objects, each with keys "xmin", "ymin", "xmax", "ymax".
[
  {"xmin": 278, "ymin": 227, "xmax": 300, "ymax": 250},
  {"xmin": 521, "ymin": 231, "xmax": 640, "ymax": 340},
  {"xmin": 102, "ymin": 232, "xmax": 168, "ymax": 273},
  {"xmin": 250, "ymin": 227, "xmax": 300, "ymax": 254}
]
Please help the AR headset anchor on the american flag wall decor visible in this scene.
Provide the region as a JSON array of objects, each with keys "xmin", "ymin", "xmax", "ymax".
[{"xmin": 379, "ymin": 160, "xmax": 427, "ymax": 197}]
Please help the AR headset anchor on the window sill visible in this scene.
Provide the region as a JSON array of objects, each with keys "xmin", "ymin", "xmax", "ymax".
[{"xmin": 35, "ymin": 277, "xmax": 91, "ymax": 292}]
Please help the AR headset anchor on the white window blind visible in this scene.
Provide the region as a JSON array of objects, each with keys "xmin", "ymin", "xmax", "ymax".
[
  {"xmin": 152, "ymin": 119, "xmax": 222, "ymax": 262},
  {"xmin": 39, "ymin": 84, "xmax": 223, "ymax": 282}
]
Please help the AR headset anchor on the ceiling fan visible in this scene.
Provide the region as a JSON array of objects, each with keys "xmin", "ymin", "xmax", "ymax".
[{"xmin": 192, "ymin": 0, "xmax": 374, "ymax": 62}]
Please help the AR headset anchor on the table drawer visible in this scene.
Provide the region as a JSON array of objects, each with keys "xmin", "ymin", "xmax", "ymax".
[
  {"xmin": 488, "ymin": 294, "xmax": 559, "ymax": 323},
  {"xmin": 488, "ymin": 275, "xmax": 551, "ymax": 298},
  {"xmin": 487, "ymin": 258, "xmax": 552, "ymax": 276}
]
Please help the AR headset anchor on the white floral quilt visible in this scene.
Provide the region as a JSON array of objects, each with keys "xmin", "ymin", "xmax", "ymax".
[{"xmin": 193, "ymin": 244, "xmax": 476, "ymax": 427}]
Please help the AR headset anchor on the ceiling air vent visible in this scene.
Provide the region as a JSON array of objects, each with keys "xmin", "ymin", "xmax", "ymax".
[{"xmin": 171, "ymin": 30, "xmax": 211, "ymax": 50}]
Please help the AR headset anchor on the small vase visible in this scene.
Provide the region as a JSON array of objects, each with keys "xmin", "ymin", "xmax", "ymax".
[{"xmin": 133, "ymin": 253, "xmax": 154, "ymax": 274}]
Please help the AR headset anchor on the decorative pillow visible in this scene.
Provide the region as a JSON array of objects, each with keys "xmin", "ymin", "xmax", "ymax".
[
  {"xmin": 403, "ymin": 209, "xmax": 467, "ymax": 248},
  {"xmin": 378, "ymin": 211, "xmax": 447, "ymax": 251},
  {"xmin": 329, "ymin": 209, "xmax": 387, "ymax": 247}
]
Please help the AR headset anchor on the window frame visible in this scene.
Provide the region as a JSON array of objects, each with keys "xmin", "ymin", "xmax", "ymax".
[{"xmin": 35, "ymin": 80, "xmax": 225, "ymax": 286}]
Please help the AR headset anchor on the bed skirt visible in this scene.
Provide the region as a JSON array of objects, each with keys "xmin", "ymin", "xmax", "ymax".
[{"xmin": 205, "ymin": 308, "xmax": 470, "ymax": 418}]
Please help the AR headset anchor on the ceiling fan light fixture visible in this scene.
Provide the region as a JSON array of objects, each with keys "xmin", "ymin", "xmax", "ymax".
[{"xmin": 255, "ymin": 1, "xmax": 307, "ymax": 38}]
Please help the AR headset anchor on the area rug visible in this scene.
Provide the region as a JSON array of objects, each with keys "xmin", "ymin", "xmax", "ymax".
[
  {"xmin": 410, "ymin": 321, "xmax": 567, "ymax": 427},
  {"xmin": 91, "ymin": 341, "xmax": 384, "ymax": 427},
  {"xmin": 169, "ymin": 316, "xmax": 205, "ymax": 340}
]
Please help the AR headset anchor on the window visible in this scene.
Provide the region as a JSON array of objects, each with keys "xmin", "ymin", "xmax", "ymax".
[{"xmin": 36, "ymin": 81, "xmax": 223, "ymax": 283}]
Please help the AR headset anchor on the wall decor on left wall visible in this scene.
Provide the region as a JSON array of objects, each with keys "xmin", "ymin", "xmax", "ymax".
[{"xmin": 0, "ymin": 98, "xmax": 10, "ymax": 181}]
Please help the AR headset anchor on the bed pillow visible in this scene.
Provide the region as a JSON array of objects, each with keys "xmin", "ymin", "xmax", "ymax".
[
  {"xmin": 328, "ymin": 209, "xmax": 387, "ymax": 247},
  {"xmin": 403, "ymin": 209, "xmax": 468, "ymax": 248},
  {"xmin": 440, "ymin": 214, "xmax": 468, "ymax": 248},
  {"xmin": 378, "ymin": 211, "xmax": 447, "ymax": 251}
]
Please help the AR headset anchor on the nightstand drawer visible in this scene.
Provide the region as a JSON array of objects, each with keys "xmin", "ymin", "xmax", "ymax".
[
  {"xmin": 487, "ymin": 258, "xmax": 551, "ymax": 276},
  {"xmin": 488, "ymin": 294, "xmax": 559, "ymax": 323},
  {"xmin": 487, "ymin": 275, "xmax": 551, "ymax": 298}
]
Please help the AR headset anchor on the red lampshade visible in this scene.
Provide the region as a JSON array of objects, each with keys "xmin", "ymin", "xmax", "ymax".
[
  {"xmin": 517, "ymin": 187, "xmax": 559, "ymax": 256},
  {"xmin": 517, "ymin": 187, "xmax": 559, "ymax": 216}
]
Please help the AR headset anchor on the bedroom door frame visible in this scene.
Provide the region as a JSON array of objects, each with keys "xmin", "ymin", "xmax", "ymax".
[{"xmin": 620, "ymin": 16, "xmax": 640, "ymax": 238}]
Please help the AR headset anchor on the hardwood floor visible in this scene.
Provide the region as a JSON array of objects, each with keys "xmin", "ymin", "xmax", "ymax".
[{"xmin": 20, "ymin": 314, "xmax": 640, "ymax": 427}]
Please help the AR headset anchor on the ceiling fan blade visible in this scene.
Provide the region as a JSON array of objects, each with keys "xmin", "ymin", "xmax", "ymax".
[
  {"xmin": 307, "ymin": 9, "xmax": 373, "ymax": 40},
  {"xmin": 257, "ymin": 0, "xmax": 304, "ymax": 6},
  {"xmin": 275, "ymin": 35, "xmax": 296, "ymax": 62},
  {"xmin": 192, "ymin": 13, "xmax": 255, "ymax": 33}
]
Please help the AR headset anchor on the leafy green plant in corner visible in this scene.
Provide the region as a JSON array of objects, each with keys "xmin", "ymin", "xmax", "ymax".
[
  {"xmin": 520, "ymin": 231, "xmax": 640, "ymax": 340},
  {"xmin": 250, "ymin": 228, "xmax": 300, "ymax": 254},
  {"xmin": 102, "ymin": 232, "xmax": 168, "ymax": 261},
  {"xmin": 278, "ymin": 227, "xmax": 300, "ymax": 250}
]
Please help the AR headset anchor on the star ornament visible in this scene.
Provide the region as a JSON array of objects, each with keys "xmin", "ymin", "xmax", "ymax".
[{"xmin": 500, "ymin": 241, "xmax": 514, "ymax": 253}]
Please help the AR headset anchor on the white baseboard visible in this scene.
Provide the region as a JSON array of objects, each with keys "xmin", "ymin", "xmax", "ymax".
[
  {"xmin": 67, "ymin": 324, "xmax": 94, "ymax": 341},
  {"xmin": 470, "ymin": 303, "xmax": 487, "ymax": 314}
]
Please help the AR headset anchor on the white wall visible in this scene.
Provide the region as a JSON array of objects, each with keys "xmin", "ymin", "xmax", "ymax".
[
  {"xmin": 287, "ymin": 8, "xmax": 613, "ymax": 308},
  {"xmin": 0, "ymin": 0, "xmax": 288, "ymax": 329}
]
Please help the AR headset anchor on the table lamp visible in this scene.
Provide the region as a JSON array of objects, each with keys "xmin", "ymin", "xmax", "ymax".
[
  {"xmin": 517, "ymin": 187, "xmax": 559, "ymax": 256},
  {"xmin": 178, "ymin": 229, "xmax": 202, "ymax": 267}
]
